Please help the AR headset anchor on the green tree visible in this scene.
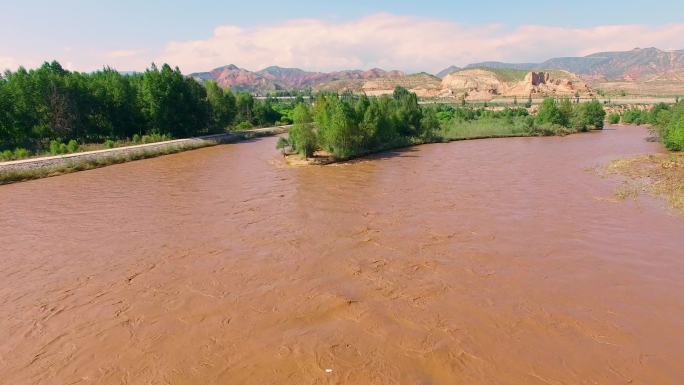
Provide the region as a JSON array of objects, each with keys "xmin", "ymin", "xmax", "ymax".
[
  {"xmin": 205, "ymin": 80, "xmax": 236, "ymax": 132},
  {"xmin": 392, "ymin": 87, "xmax": 422, "ymax": 136},
  {"xmin": 536, "ymin": 98, "xmax": 562, "ymax": 126},
  {"xmin": 557, "ymin": 98, "xmax": 573, "ymax": 127},
  {"xmin": 235, "ymin": 92, "xmax": 255, "ymax": 124},
  {"xmin": 287, "ymin": 103, "xmax": 317, "ymax": 157},
  {"xmin": 419, "ymin": 107, "xmax": 440, "ymax": 140},
  {"xmin": 574, "ymin": 100, "xmax": 606, "ymax": 131}
]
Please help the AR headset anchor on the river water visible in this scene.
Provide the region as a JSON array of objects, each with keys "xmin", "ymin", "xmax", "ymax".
[{"xmin": 1, "ymin": 126, "xmax": 683, "ymax": 385}]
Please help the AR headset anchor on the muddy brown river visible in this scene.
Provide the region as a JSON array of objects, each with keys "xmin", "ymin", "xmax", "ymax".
[{"xmin": 1, "ymin": 126, "xmax": 683, "ymax": 385}]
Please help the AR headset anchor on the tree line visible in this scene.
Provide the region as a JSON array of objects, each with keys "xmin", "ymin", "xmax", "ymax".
[
  {"xmin": 0, "ymin": 61, "xmax": 290, "ymax": 156},
  {"xmin": 280, "ymin": 91, "xmax": 609, "ymax": 160}
]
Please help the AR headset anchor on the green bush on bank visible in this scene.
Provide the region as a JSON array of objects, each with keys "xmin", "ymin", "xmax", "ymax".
[
  {"xmin": 279, "ymin": 87, "xmax": 439, "ymax": 159},
  {"xmin": 535, "ymin": 97, "xmax": 605, "ymax": 131},
  {"xmin": 0, "ymin": 148, "xmax": 31, "ymax": 161},
  {"xmin": 622, "ymin": 103, "xmax": 672, "ymax": 127},
  {"xmin": 619, "ymin": 102, "xmax": 684, "ymax": 151},
  {"xmin": 660, "ymin": 102, "xmax": 684, "ymax": 151},
  {"xmin": 609, "ymin": 113, "xmax": 621, "ymax": 124}
]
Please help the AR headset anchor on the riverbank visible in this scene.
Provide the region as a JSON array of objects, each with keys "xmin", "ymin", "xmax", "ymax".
[
  {"xmin": 0, "ymin": 126, "xmax": 289, "ymax": 184},
  {"xmin": 283, "ymin": 129, "xmax": 594, "ymax": 167},
  {"xmin": 605, "ymin": 152, "xmax": 684, "ymax": 215}
]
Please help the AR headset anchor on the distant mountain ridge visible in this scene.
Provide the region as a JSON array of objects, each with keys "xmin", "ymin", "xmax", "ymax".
[
  {"xmin": 190, "ymin": 65, "xmax": 404, "ymax": 94},
  {"xmin": 439, "ymin": 47, "xmax": 684, "ymax": 80},
  {"xmin": 190, "ymin": 47, "xmax": 684, "ymax": 96},
  {"xmin": 435, "ymin": 65, "xmax": 461, "ymax": 79}
]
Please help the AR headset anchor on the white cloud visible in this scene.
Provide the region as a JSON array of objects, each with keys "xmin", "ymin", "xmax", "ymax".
[
  {"xmin": 155, "ymin": 14, "xmax": 684, "ymax": 74},
  {"xmin": 0, "ymin": 56, "xmax": 21, "ymax": 72},
  {"xmin": 106, "ymin": 49, "xmax": 146, "ymax": 59},
  {"xmin": 5, "ymin": 14, "xmax": 684, "ymax": 74}
]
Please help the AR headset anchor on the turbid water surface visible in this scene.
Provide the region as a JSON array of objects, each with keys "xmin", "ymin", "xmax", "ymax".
[{"xmin": 1, "ymin": 126, "xmax": 683, "ymax": 384}]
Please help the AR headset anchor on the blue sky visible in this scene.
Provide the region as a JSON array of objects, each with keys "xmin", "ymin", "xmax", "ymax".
[{"xmin": 2, "ymin": 0, "xmax": 683, "ymax": 73}]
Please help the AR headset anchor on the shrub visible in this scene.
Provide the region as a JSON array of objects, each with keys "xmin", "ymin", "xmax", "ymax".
[
  {"xmin": 50, "ymin": 140, "xmax": 65, "ymax": 154},
  {"xmin": 609, "ymin": 113, "xmax": 621, "ymax": 124},
  {"xmin": 1, "ymin": 150, "xmax": 14, "ymax": 161},
  {"xmin": 13, "ymin": 148, "xmax": 29, "ymax": 159},
  {"xmin": 235, "ymin": 121, "xmax": 253, "ymax": 130},
  {"xmin": 141, "ymin": 133, "xmax": 170, "ymax": 144},
  {"xmin": 661, "ymin": 102, "xmax": 684, "ymax": 151},
  {"xmin": 104, "ymin": 139, "xmax": 115, "ymax": 149},
  {"xmin": 536, "ymin": 98, "xmax": 564, "ymax": 126},
  {"xmin": 575, "ymin": 100, "xmax": 606, "ymax": 130},
  {"xmin": 132, "ymin": 134, "xmax": 141, "ymax": 144},
  {"xmin": 623, "ymin": 109, "xmax": 645, "ymax": 125},
  {"xmin": 67, "ymin": 139, "xmax": 79, "ymax": 153}
]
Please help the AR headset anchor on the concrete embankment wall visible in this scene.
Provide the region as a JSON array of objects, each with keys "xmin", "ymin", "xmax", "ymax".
[{"xmin": 0, "ymin": 126, "xmax": 289, "ymax": 173}]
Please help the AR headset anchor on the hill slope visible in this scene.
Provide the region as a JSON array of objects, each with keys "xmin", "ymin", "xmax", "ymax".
[
  {"xmin": 190, "ymin": 65, "xmax": 404, "ymax": 94},
  {"xmin": 456, "ymin": 47, "xmax": 684, "ymax": 81},
  {"xmin": 441, "ymin": 69, "xmax": 592, "ymax": 99}
]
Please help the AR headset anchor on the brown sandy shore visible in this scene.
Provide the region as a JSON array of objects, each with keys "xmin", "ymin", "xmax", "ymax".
[
  {"xmin": 605, "ymin": 152, "xmax": 684, "ymax": 215},
  {"xmin": 1, "ymin": 125, "xmax": 684, "ymax": 384},
  {"xmin": 0, "ymin": 125, "xmax": 290, "ymax": 184}
]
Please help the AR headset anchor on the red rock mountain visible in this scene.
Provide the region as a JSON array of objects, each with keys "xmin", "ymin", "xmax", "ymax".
[{"xmin": 191, "ymin": 65, "xmax": 404, "ymax": 94}]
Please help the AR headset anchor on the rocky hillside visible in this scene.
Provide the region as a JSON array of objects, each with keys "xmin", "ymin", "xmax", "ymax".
[
  {"xmin": 190, "ymin": 64, "xmax": 593, "ymax": 99},
  {"xmin": 190, "ymin": 47, "xmax": 683, "ymax": 96},
  {"xmin": 313, "ymin": 72, "xmax": 443, "ymax": 97},
  {"xmin": 441, "ymin": 68, "xmax": 592, "ymax": 100},
  {"xmin": 449, "ymin": 47, "xmax": 684, "ymax": 81},
  {"xmin": 190, "ymin": 65, "xmax": 404, "ymax": 94},
  {"xmin": 593, "ymin": 68, "xmax": 684, "ymax": 96},
  {"xmin": 191, "ymin": 65, "xmax": 278, "ymax": 93}
]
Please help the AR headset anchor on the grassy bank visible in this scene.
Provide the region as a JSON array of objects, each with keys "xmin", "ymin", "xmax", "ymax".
[
  {"xmin": 0, "ymin": 127, "xmax": 287, "ymax": 185},
  {"xmin": 439, "ymin": 117, "xmax": 531, "ymax": 140},
  {"xmin": 0, "ymin": 142, "xmax": 214, "ymax": 185},
  {"xmin": 605, "ymin": 153, "xmax": 684, "ymax": 215}
]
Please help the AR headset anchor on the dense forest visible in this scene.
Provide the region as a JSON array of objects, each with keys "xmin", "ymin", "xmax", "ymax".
[{"xmin": 0, "ymin": 61, "xmax": 292, "ymax": 159}]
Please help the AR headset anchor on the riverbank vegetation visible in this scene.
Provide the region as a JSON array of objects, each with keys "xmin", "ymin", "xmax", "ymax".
[
  {"xmin": 437, "ymin": 97, "xmax": 605, "ymax": 140},
  {"xmin": 279, "ymin": 90, "xmax": 606, "ymax": 162},
  {"xmin": 278, "ymin": 88, "xmax": 439, "ymax": 160},
  {"xmin": 603, "ymin": 101, "xmax": 684, "ymax": 215},
  {"xmin": 0, "ymin": 141, "xmax": 213, "ymax": 185},
  {"xmin": 618, "ymin": 102, "xmax": 684, "ymax": 150},
  {"xmin": 0, "ymin": 127, "xmax": 285, "ymax": 184},
  {"xmin": 0, "ymin": 61, "xmax": 295, "ymax": 160}
]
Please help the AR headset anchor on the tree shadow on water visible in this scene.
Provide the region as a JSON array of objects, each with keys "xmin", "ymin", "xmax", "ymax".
[{"xmin": 340, "ymin": 146, "xmax": 421, "ymax": 165}]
